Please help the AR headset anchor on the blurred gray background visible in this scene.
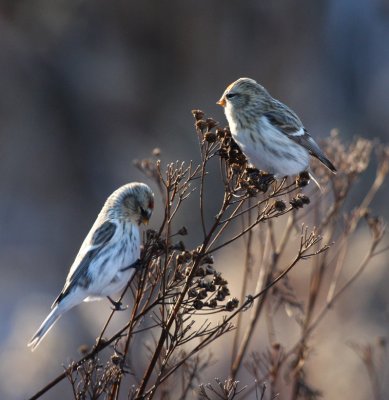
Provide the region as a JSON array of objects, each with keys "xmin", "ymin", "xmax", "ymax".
[{"xmin": 0, "ymin": 1, "xmax": 389, "ymax": 399}]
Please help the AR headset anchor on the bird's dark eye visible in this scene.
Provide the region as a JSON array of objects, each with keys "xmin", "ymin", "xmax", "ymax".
[
  {"xmin": 226, "ymin": 93, "xmax": 237, "ymax": 99},
  {"xmin": 140, "ymin": 207, "xmax": 148, "ymax": 219}
]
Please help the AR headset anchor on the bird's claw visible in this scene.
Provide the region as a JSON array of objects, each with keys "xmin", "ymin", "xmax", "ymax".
[{"xmin": 107, "ymin": 297, "xmax": 128, "ymax": 311}]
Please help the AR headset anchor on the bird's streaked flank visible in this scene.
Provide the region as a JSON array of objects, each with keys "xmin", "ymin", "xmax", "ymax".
[
  {"xmin": 28, "ymin": 182, "xmax": 154, "ymax": 351},
  {"xmin": 217, "ymin": 77, "xmax": 336, "ymax": 178}
]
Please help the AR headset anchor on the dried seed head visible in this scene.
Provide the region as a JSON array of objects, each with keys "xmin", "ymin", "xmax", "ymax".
[
  {"xmin": 206, "ymin": 118, "xmax": 218, "ymax": 130},
  {"xmin": 193, "ymin": 300, "xmax": 204, "ymax": 310},
  {"xmin": 290, "ymin": 197, "xmax": 304, "ymax": 209},
  {"xmin": 204, "ymin": 132, "xmax": 217, "ymax": 143},
  {"xmin": 297, "ymin": 193, "xmax": 310, "ymax": 205},
  {"xmin": 224, "ymin": 126, "xmax": 231, "ymax": 138},
  {"xmin": 216, "ymin": 290, "xmax": 226, "ymax": 301},
  {"xmin": 111, "ymin": 353, "xmax": 122, "ymax": 365},
  {"xmin": 198, "ymin": 279, "xmax": 207, "ymax": 288},
  {"xmin": 216, "ymin": 128, "xmax": 225, "ymax": 138},
  {"xmin": 208, "ymin": 299, "xmax": 218, "ymax": 308},
  {"xmin": 207, "ymin": 282, "xmax": 216, "ymax": 292},
  {"xmin": 225, "ymin": 297, "xmax": 239, "ymax": 311},
  {"xmin": 197, "ymin": 288, "xmax": 208, "ymax": 300},
  {"xmin": 220, "ymin": 286, "xmax": 230, "ymax": 296},
  {"xmin": 192, "ymin": 109, "xmax": 205, "ymax": 120},
  {"xmin": 297, "ymin": 171, "xmax": 310, "ymax": 187},
  {"xmin": 177, "ymin": 226, "xmax": 188, "ymax": 236},
  {"xmin": 196, "ymin": 120, "xmax": 208, "ymax": 132},
  {"xmin": 274, "ymin": 200, "xmax": 287, "ymax": 212},
  {"xmin": 177, "ymin": 251, "xmax": 192, "ymax": 265}
]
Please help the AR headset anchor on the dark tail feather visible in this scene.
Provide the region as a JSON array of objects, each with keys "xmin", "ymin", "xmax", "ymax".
[{"xmin": 316, "ymin": 154, "xmax": 337, "ymax": 173}]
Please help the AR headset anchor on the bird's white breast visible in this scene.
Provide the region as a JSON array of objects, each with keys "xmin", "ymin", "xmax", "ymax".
[{"xmin": 225, "ymin": 109, "xmax": 309, "ymax": 176}]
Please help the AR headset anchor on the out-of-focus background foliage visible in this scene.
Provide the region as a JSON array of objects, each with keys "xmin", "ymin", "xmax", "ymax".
[{"xmin": 0, "ymin": 1, "xmax": 388, "ymax": 399}]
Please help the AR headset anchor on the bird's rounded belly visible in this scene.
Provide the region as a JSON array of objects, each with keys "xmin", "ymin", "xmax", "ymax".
[{"xmin": 233, "ymin": 132, "xmax": 309, "ymax": 176}]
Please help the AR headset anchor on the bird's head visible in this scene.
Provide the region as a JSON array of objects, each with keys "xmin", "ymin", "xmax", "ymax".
[
  {"xmin": 110, "ymin": 182, "xmax": 154, "ymax": 225},
  {"xmin": 217, "ymin": 77, "xmax": 271, "ymax": 113}
]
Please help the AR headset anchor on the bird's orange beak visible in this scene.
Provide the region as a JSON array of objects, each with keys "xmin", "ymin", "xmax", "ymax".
[{"xmin": 216, "ymin": 97, "xmax": 226, "ymax": 107}]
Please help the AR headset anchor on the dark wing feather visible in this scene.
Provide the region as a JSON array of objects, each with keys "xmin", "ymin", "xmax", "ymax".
[
  {"xmin": 264, "ymin": 110, "xmax": 336, "ymax": 173},
  {"xmin": 53, "ymin": 221, "xmax": 117, "ymax": 306}
]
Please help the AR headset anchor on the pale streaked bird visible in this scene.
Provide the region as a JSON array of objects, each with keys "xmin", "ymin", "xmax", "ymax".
[
  {"xmin": 217, "ymin": 77, "xmax": 336, "ymax": 178},
  {"xmin": 28, "ymin": 182, "xmax": 154, "ymax": 351}
]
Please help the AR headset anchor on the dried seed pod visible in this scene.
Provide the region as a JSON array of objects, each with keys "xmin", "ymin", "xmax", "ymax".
[
  {"xmin": 206, "ymin": 118, "xmax": 218, "ymax": 130},
  {"xmin": 177, "ymin": 226, "xmax": 188, "ymax": 236},
  {"xmin": 297, "ymin": 193, "xmax": 310, "ymax": 205},
  {"xmin": 225, "ymin": 297, "xmax": 239, "ymax": 311},
  {"xmin": 111, "ymin": 353, "xmax": 122, "ymax": 365},
  {"xmin": 192, "ymin": 109, "xmax": 205, "ymax": 120},
  {"xmin": 196, "ymin": 119, "xmax": 208, "ymax": 131},
  {"xmin": 274, "ymin": 200, "xmax": 287, "ymax": 212},
  {"xmin": 296, "ymin": 171, "xmax": 310, "ymax": 187},
  {"xmin": 196, "ymin": 288, "xmax": 208, "ymax": 300},
  {"xmin": 216, "ymin": 290, "xmax": 226, "ymax": 301},
  {"xmin": 198, "ymin": 279, "xmax": 207, "ymax": 288},
  {"xmin": 178, "ymin": 251, "xmax": 192, "ymax": 264},
  {"xmin": 207, "ymin": 282, "xmax": 216, "ymax": 292},
  {"xmin": 216, "ymin": 128, "xmax": 225, "ymax": 138},
  {"xmin": 220, "ymin": 286, "xmax": 230, "ymax": 296},
  {"xmin": 208, "ymin": 299, "xmax": 218, "ymax": 308},
  {"xmin": 290, "ymin": 197, "xmax": 304, "ymax": 209},
  {"xmin": 193, "ymin": 300, "xmax": 204, "ymax": 310},
  {"xmin": 204, "ymin": 132, "xmax": 217, "ymax": 143}
]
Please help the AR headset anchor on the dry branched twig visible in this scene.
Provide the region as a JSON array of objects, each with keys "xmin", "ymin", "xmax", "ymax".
[{"xmin": 28, "ymin": 111, "xmax": 389, "ymax": 400}]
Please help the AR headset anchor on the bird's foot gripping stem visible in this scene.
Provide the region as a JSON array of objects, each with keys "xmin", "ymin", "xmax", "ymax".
[{"xmin": 107, "ymin": 296, "xmax": 128, "ymax": 311}]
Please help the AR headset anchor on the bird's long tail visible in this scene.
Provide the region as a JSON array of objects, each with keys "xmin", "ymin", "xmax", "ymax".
[{"xmin": 28, "ymin": 305, "xmax": 62, "ymax": 351}]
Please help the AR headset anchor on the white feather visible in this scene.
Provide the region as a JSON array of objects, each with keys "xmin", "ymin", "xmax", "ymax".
[{"xmin": 225, "ymin": 110, "xmax": 310, "ymax": 176}]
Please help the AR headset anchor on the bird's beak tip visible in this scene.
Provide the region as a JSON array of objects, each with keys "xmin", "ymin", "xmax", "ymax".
[{"xmin": 216, "ymin": 98, "xmax": 226, "ymax": 107}]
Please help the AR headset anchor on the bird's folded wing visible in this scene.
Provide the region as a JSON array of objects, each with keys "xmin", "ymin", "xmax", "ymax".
[
  {"xmin": 264, "ymin": 110, "xmax": 336, "ymax": 172},
  {"xmin": 52, "ymin": 220, "xmax": 117, "ymax": 307}
]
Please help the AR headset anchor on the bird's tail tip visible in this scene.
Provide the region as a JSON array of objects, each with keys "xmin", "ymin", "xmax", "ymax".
[{"xmin": 27, "ymin": 308, "xmax": 61, "ymax": 351}]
